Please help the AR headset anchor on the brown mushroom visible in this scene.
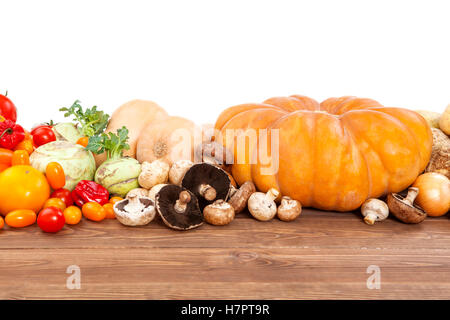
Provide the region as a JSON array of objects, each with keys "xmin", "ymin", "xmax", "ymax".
[
  {"xmin": 203, "ymin": 200, "xmax": 235, "ymax": 226},
  {"xmin": 155, "ymin": 184, "xmax": 203, "ymax": 231},
  {"xmin": 360, "ymin": 198, "xmax": 389, "ymax": 225},
  {"xmin": 387, "ymin": 187, "xmax": 427, "ymax": 224},
  {"xmin": 228, "ymin": 181, "xmax": 256, "ymax": 213},
  {"xmin": 181, "ymin": 163, "xmax": 231, "ymax": 210},
  {"xmin": 248, "ymin": 188, "xmax": 279, "ymax": 221},
  {"xmin": 277, "ymin": 196, "xmax": 302, "ymax": 222},
  {"xmin": 194, "ymin": 141, "xmax": 233, "ymax": 168},
  {"xmin": 113, "ymin": 194, "xmax": 156, "ymax": 226}
]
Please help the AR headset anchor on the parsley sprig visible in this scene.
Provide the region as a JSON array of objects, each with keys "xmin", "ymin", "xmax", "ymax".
[
  {"xmin": 60, "ymin": 100, "xmax": 110, "ymax": 137},
  {"xmin": 85, "ymin": 126, "xmax": 130, "ymax": 160}
]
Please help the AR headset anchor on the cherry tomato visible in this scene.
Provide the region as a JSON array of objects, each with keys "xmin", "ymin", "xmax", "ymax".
[
  {"xmin": 0, "ymin": 148, "xmax": 13, "ymax": 166},
  {"xmin": 0, "ymin": 93, "xmax": 17, "ymax": 122},
  {"xmin": 11, "ymin": 150, "xmax": 30, "ymax": 166},
  {"xmin": 103, "ymin": 203, "xmax": 115, "ymax": 219},
  {"xmin": 0, "ymin": 216, "xmax": 4, "ymax": 229},
  {"xmin": 82, "ymin": 202, "xmax": 106, "ymax": 222},
  {"xmin": 5, "ymin": 209, "xmax": 36, "ymax": 228},
  {"xmin": 32, "ymin": 127, "xmax": 56, "ymax": 147},
  {"xmin": 76, "ymin": 137, "xmax": 89, "ymax": 147},
  {"xmin": 37, "ymin": 207, "xmax": 65, "ymax": 233},
  {"xmin": 109, "ymin": 196, "xmax": 123, "ymax": 205},
  {"xmin": 14, "ymin": 138, "xmax": 34, "ymax": 155},
  {"xmin": 46, "ymin": 162, "xmax": 66, "ymax": 189},
  {"xmin": 63, "ymin": 206, "xmax": 82, "ymax": 225},
  {"xmin": 50, "ymin": 188, "xmax": 73, "ymax": 207},
  {"xmin": 43, "ymin": 197, "xmax": 66, "ymax": 211},
  {"xmin": 30, "ymin": 124, "xmax": 53, "ymax": 136}
]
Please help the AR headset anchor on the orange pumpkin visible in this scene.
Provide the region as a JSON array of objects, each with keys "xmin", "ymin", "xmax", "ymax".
[{"xmin": 214, "ymin": 95, "xmax": 433, "ymax": 211}]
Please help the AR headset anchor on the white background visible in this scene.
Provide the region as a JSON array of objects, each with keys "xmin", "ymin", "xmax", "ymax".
[{"xmin": 1, "ymin": 0, "xmax": 449, "ymax": 130}]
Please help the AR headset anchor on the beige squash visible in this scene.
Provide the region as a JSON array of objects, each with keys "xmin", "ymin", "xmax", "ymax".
[
  {"xmin": 94, "ymin": 100, "xmax": 168, "ymax": 167},
  {"xmin": 136, "ymin": 116, "xmax": 200, "ymax": 165}
]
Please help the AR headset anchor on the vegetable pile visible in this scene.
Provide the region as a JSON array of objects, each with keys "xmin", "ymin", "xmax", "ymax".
[{"xmin": 0, "ymin": 92, "xmax": 448, "ymax": 235}]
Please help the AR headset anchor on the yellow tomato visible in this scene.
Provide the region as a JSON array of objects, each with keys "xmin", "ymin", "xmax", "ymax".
[
  {"xmin": 103, "ymin": 203, "xmax": 115, "ymax": 219},
  {"xmin": 5, "ymin": 209, "xmax": 37, "ymax": 228},
  {"xmin": 63, "ymin": 206, "xmax": 82, "ymax": 225},
  {"xmin": 0, "ymin": 165, "xmax": 50, "ymax": 216},
  {"xmin": 109, "ymin": 197, "xmax": 123, "ymax": 205},
  {"xmin": 82, "ymin": 202, "xmax": 106, "ymax": 222},
  {"xmin": 43, "ymin": 198, "xmax": 67, "ymax": 211}
]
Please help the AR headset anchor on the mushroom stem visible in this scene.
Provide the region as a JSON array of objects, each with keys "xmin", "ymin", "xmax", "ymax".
[
  {"xmin": 124, "ymin": 194, "xmax": 143, "ymax": 212},
  {"xmin": 266, "ymin": 188, "xmax": 280, "ymax": 201},
  {"xmin": 199, "ymin": 184, "xmax": 217, "ymax": 201},
  {"xmin": 363, "ymin": 211, "xmax": 378, "ymax": 225},
  {"xmin": 404, "ymin": 187, "xmax": 419, "ymax": 205},
  {"xmin": 174, "ymin": 191, "xmax": 191, "ymax": 213}
]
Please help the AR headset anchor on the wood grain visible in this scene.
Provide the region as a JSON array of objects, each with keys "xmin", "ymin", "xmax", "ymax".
[{"xmin": 0, "ymin": 209, "xmax": 449, "ymax": 299}]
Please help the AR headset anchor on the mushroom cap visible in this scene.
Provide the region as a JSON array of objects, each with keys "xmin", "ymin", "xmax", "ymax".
[
  {"xmin": 248, "ymin": 192, "xmax": 277, "ymax": 221},
  {"xmin": 194, "ymin": 141, "xmax": 233, "ymax": 167},
  {"xmin": 113, "ymin": 196, "xmax": 156, "ymax": 226},
  {"xmin": 138, "ymin": 159, "xmax": 170, "ymax": 189},
  {"xmin": 204, "ymin": 200, "xmax": 235, "ymax": 226},
  {"xmin": 228, "ymin": 181, "xmax": 256, "ymax": 214},
  {"xmin": 387, "ymin": 192, "xmax": 427, "ymax": 224},
  {"xmin": 168, "ymin": 160, "xmax": 194, "ymax": 185},
  {"xmin": 277, "ymin": 196, "xmax": 302, "ymax": 222},
  {"xmin": 155, "ymin": 184, "xmax": 203, "ymax": 231},
  {"xmin": 126, "ymin": 188, "xmax": 149, "ymax": 199},
  {"xmin": 181, "ymin": 163, "xmax": 231, "ymax": 210}
]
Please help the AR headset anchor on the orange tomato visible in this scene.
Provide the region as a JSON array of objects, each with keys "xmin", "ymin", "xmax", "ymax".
[
  {"xmin": 0, "ymin": 165, "xmax": 50, "ymax": 216},
  {"xmin": 14, "ymin": 139, "xmax": 34, "ymax": 155},
  {"xmin": 103, "ymin": 203, "xmax": 115, "ymax": 219},
  {"xmin": 76, "ymin": 137, "xmax": 89, "ymax": 147},
  {"xmin": 11, "ymin": 150, "xmax": 30, "ymax": 166},
  {"xmin": 63, "ymin": 206, "xmax": 82, "ymax": 225},
  {"xmin": 109, "ymin": 196, "xmax": 123, "ymax": 205},
  {"xmin": 43, "ymin": 197, "xmax": 67, "ymax": 211},
  {"xmin": 5, "ymin": 209, "xmax": 37, "ymax": 228},
  {"xmin": 45, "ymin": 162, "xmax": 66, "ymax": 190},
  {"xmin": 0, "ymin": 148, "xmax": 13, "ymax": 167},
  {"xmin": 82, "ymin": 202, "xmax": 106, "ymax": 222},
  {"xmin": 0, "ymin": 216, "xmax": 4, "ymax": 229}
]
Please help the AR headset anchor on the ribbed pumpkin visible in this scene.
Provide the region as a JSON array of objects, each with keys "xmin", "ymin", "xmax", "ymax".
[{"xmin": 214, "ymin": 95, "xmax": 433, "ymax": 211}]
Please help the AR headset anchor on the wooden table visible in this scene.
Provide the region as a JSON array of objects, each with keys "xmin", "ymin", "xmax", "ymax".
[{"xmin": 0, "ymin": 209, "xmax": 449, "ymax": 299}]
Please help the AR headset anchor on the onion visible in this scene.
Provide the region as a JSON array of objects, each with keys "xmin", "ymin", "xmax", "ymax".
[{"xmin": 412, "ymin": 172, "xmax": 450, "ymax": 217}]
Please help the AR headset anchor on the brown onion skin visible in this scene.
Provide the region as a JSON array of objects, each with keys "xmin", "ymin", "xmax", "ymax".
[{"xmin": 412, "ymin": 172, "xmax": 450, "ymax": 217}]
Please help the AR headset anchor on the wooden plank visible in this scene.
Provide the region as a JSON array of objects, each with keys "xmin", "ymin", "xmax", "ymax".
[
  {"xmin": 0, "ymin": 209, "xmax": 449, "ymax": 250},
  {"xmin": 0, "ymin": 248, "xmax": 449, "ymax": 299},
  {"xmin": 0, "ymin": 208, "xmax": 449, "ymax": 299}
]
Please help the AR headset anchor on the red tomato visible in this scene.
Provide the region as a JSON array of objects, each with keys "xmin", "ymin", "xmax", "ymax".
[
  {"xmin": 32, "ymin": 127, "xmax": 56, "ymax": 147},
  {"xmin": 30, "ymin": 124, "xmax": 53, "ymax": 136},
  {"xmin": 50, "ymin": 188, "xmax": 74, "ymax": 207},
  {"xmin": 0, "ymin": 94, "xmax": 17, "ymax": 122},
  {"xmin": 37, "ymin": 207, "xmax": 65, "ymax": 233}
]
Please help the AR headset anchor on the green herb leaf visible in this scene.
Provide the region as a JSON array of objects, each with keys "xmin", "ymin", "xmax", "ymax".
[
  {"xmin": 59, "ymin": 100, "xmax": 110, "ymax": 137},
  {"xmin": 85, "ymin": 126, "xmax": 130, "ymax": 160}
]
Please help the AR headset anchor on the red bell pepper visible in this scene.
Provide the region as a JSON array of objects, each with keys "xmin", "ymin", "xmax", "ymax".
[
  {"xmin": 0, "ymin": 120, "xmax": 25, "ymax": 150},
  {"xmin": 72, "ymin": 180, "xmax": 109, "ymax": 206}
]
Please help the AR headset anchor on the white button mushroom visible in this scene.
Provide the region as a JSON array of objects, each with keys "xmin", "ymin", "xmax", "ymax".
[
  {"xmin": 168, "ymin": 160, "xmax": 194, "ymax": 185},
  {"xmin": 361, "ymin": 198, "xmax": 389, "ymax": 225},
  {"xmin": 138, "ymin": 159, "xmax": 170, "ymax": 189},
  {"xmin": 248, "ymin": 188, "xmax": 279, "ymax": 221},
  {"xmin": 113, "ymin": 194, "xmax": 156, "ymax": 226}
]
